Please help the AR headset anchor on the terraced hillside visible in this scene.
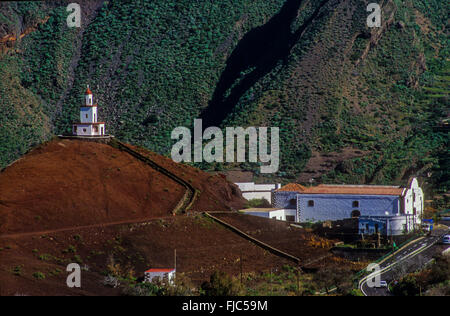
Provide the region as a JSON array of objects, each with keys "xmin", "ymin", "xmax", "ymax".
[{"xmin": 0, "ymin": 0, "xmax": 448, "ymax": 205}]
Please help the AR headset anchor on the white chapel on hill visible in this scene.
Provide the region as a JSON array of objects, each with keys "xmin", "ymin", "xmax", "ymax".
[{"xmin": 72, "ymin": 86, "xmax": 106, "ymax": 137}]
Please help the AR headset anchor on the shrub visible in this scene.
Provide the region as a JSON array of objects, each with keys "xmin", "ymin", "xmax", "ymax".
[
  {"xmin": 13, "ymin": 266, "xmax": 22, "ymax": 276},
  {"xmin": 391, "ymin": 275, "xmax": 420, "ymax": 296},
  {"xmin": 32, "ymin": 272, "xmax": 46, "ymax": 280},
  {"xmin": 201, "ymin": 271, "xmax": 241, "ymax": 296},
  {"xmin": 244, "ymin": 198, "xmax": 272, "ymax": 209}
]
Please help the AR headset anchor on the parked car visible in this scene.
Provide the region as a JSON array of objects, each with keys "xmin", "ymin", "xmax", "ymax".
[{"xmin": 442, "ymin": 235, "xmax": 450, "ymax": 245}]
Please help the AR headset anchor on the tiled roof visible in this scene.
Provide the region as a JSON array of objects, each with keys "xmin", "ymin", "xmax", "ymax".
[
  {"xmin": 86, "ymin": 87, "xmax": 92, "ymax": 95},
  {"xmin": 300, "ymin": 184, "xmax": 404, "ymax": 196},
  {"xmin": 276, "ymin": 183, "xmax": 306, "ymax": 192}
]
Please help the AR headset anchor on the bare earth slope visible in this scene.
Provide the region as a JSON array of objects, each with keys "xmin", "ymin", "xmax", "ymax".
[
  {"xmin": 0, "ymin": 139, "xmax": 362, "ymax": 296},
  {"xmin": 0, "ymin": 139, "xmax": 245, "ymax": 235}
]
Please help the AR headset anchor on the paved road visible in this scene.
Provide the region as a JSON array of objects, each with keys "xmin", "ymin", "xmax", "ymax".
[{"xmin": 360, "ymin": 228, "xmax": 450, "ymax": 296}]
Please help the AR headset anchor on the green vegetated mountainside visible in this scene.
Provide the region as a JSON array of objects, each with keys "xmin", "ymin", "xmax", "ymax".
[{"xmin": 0, "ymin": 0, "xmax": 448, "ymax": 204}]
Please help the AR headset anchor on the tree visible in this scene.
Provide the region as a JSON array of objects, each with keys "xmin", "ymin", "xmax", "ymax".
[
  {"xmin": 391, "ymin": 275, "xmax": 420, "ymax": 296},
  {"xmin": 201, "ymin": 271, "xmax": 241, "ymax": 296}
]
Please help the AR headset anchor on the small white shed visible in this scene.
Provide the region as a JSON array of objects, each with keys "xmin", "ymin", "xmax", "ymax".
[
  {"xmin": 235, "ymin": 182, "xmax": 281, "ymax": 202},
  {"xmin": 240, "ymin": 208, "xmax": 297, "ymax": 222},
  {"xmin": 144, "ymin": 268, "xmax": 176, "ymax": 284}
]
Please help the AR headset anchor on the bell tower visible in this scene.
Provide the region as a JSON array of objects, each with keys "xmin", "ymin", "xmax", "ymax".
[
  {"xmin": 85, "ymin": 85, "xmax": 94, "ymax": 106},
  {"xmin": 72, "ymin": 85, "xmax": 106, "ymax": 137}
]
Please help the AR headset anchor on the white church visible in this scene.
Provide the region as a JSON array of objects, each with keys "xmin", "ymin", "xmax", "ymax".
[{"xmin": 72, "ymin": 86, "xmax": 106, "ymax": 137}]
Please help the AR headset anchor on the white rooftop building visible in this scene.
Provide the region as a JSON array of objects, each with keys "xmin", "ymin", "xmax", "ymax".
[
  {"xmin": 240, "ymin": 208, "xmax": 297, "ymax": 222},
  {"xmin": 235, "ymin": 182, "xmax": 281, "ymax": 202},
  {"xmin": 242, "ymin": 178, "xmax": 425, "ymax": 236},
  {"xmin": 144, "ymin": 268, "xmax": 176, "ymax": 285}
]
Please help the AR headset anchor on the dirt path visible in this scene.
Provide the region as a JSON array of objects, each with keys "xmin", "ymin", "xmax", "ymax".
[
  {"xmin": 0, "ymin": 215, "xmax": 174, "ymax": 240},
  {"xmin": 113, "ymin": 140, "xmax": 199, "ymax": 214},
  {"xmin": 0, "ymin": 139, "xmax": 201, "ymax": 240}
]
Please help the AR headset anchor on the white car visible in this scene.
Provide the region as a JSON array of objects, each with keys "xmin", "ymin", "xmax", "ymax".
[{"xmin": 443, "ymin": 235, "xmax": 450, "ymax": 245}]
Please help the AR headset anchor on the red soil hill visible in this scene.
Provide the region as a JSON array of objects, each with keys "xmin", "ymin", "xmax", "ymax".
[{"xmin": 0, "ymin": 139, "xmax": 245, "ymax": 235}]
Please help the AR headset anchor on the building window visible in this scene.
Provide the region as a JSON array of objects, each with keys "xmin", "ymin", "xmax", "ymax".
[
  {"xmin": 352, "ymin": 201, "xmax": 359, "ymax": 208},
  {"xmin": 289, "ymin": 198, "xmax": 296, "ymax": 207},
  {"xmin": 351, "ymin": 210, "xmax": 361, "ymax": 218},
  {"xmin": 308, "ymin": 200, "xmax": 314, "ymax": 207},
  {"xmin": 286, "ymin": 216, "xmax": 295, "ymax": 222},
  {"xmin": 83, "ymin": 128, "xmax": 86, "ymax": 132},
  {"xmin": 86, "ymin": 114, "xmax": 88, "ymax": 118}
]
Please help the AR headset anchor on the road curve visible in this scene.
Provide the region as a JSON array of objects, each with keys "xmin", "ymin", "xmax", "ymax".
[{"xmin": 359, "ymin": 229, "xmax": 450, "ymax": 296}]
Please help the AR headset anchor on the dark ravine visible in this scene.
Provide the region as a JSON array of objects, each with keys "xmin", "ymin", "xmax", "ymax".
[
  {"xmin": 200, "ymin": 0, "xmax": 331, "ymax": 128},
  {"xmin": 54, "ymin": 0, "xmax": 105, "ymax": 124}
]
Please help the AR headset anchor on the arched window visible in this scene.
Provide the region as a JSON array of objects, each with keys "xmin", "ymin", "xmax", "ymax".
[{"xmin": 351, "ymin": 210, "xmax": 361, "ymax": 218}]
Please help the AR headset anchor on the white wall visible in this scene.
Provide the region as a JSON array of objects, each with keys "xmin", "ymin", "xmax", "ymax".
[
  {"xmin": 236, "ymin": 182, "xmax": 281, "ymax": 192},
  {"xmin": 235, "ymin": 182, "xmax": 281, "ymax": 203},
  {"xmin": 73, "ymin": 123, "xmax": 105, "ymax": 136},
  {"xmin": 401, "ymin": 178, "xmax": 424, "ymax": 226},
  {"xmin": 358, "ymin": 215, "xmax": 416, "ymax": 236},
  {"xmin": 242, "ymin": 209, "xmax": 297, "ymax": 222},
  {"xmin": 85, "ymin": 93, "xmax": 93, "ymax": 106},
  {"xmin": 269, "ymin": 209, "xmax": 297, "ymax": 221},
  {"xmin": 80, "ymin": 107, "xmax": 97, "ymax": 123},
  {"xmin": 144, "ymin": 271, "xmax": 175, "ymax": 284}
]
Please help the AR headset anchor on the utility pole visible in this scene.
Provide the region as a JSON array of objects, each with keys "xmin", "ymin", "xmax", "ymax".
[
  {"xmin": 240, "ymin": 253, "xmax": 243, "ymax": 289},
  {"xmin": 270, "ymin": 268, "xmax": 272, "ymax": 295}
]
